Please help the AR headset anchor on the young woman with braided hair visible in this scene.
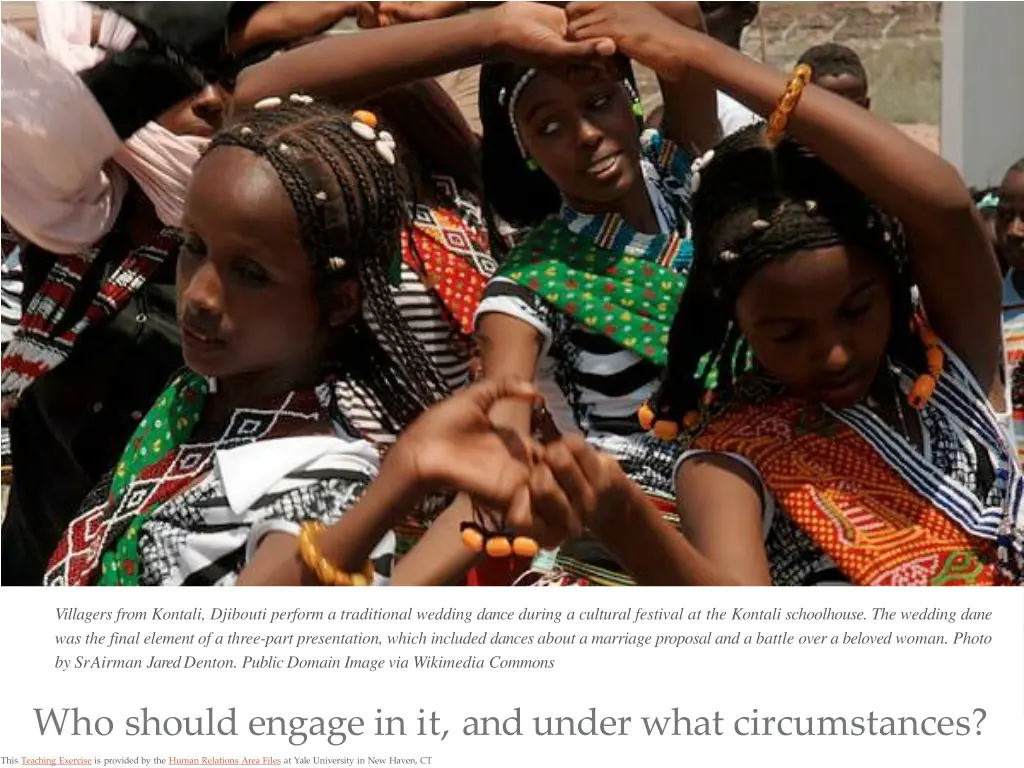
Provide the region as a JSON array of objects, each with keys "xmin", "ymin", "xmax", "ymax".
[
  {"xmin": 44, "ymin": 98, "xmax": 542, "ymax": 587},
  {"xmin": 506, "ymin": 2, "xmax": 1021, "ymax": 586},
  {"xmin": 229, "ymin": 2, "xmax": 719, "ymax": 586}
]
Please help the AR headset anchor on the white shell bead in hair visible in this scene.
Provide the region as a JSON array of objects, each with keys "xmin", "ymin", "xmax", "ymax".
[
  {"xmin": 240, "ymin": 126, "xmax": 253, "ymax": 136},
  {"xmin": 752, "ymin": 219, "xmax": 771, "ymax": 231},
  {"xmin": 719, "ymin": 250, "xmax": 739, "ymax": 263},
  {"xmin": 278, "ymin": 142, "xmax": 290, "ymax": 153},
  {"xmin": 692, "ymin": 149, "xmax": 715, "ymax": 172},
  {"xmin": 328, "ymin": 257, "xmax": 347, "ymax": 271},
  {"xmin": 805, "ymin": 200, "xmax": 819, "ymax": 214},
  {"xmin": 352, "ymin": 121, "xmax": 376, "ymax": 141},
  {"xmin": 378, "ymin": 130, "xmax": 396, "ymax": 148},
  {"xmin": 690, "ymin": 172, "xmax": 702, "ymax": 194},
  {"xmin": 375, "ymin": 140, "xmax": 396, "ymax": 166},
  {"xmin": 315, "ymin": 191, "xmax": 328, "ymax": 202},
  {"xmin": 289, "ymin": 93, "xmax": 314, "ymax": 105},
  {"xmin": 883, "ymin": 231, "xmax": 892, "ymax": 243},
  {"xmin": 253, "ymin": 96, "xmax": 282, "ymax": 110}
]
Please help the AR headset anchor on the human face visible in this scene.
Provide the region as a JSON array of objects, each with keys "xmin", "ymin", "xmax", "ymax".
[
  {"xmin": 815, "ymin": 74, "xmax": 870, "ymax": 109},
  {"xmin": 997, "ymin": 168, "xmax": 1024, "ymax": 270},
  {"xmin": 157, "ymin": 84, "xmax": 229, "ymax": 138},
  {"xmin": 514, "ymin": 66, "xmax": 643, "ymax": 214},
  {"xmin": 177, "ymin": 146, "xmax": 329, "ymax": 385},
  {"xmin": 735, "ymin": 245, "xmax": 893, "ymax": 409}
]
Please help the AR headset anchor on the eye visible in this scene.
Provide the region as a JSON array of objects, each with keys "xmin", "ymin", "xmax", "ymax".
[
  {"xmin": 770, "ymin": 326, "xmax": 805, "ymax": 344},
  {"xmin": 588, "ymin": 92, "xmax": 613, "ymax": 110},
  {"xmin": 231, "ymin": 259, "xmax": 270, "ymax": 286},
  {"xmin": 179, "ymin": 233, "xmax": 207, "ymax": 261},
  {"xmin": 538, "ymin": 119, "xmax": 560, "ymax": 137},
  {"xmin": 840, "ymin": 301, "xmax": 872, "ymax": 321}
]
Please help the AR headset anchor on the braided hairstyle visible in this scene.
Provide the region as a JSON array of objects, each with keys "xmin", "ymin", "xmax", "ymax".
[
  {"xmin": 652, "ymin": 124, "xmax": 921, "ymax": 425},
  {"xmin": 203, "ymin": 99, "xmax": 451, "ymax": 433},
  {"xmin": 479, "ymin": 56, "xmax": 643, "ymax": 229}
]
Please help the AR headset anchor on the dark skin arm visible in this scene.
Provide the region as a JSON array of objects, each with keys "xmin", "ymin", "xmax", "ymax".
[
  {"xmin": 672, "ymin": 456, "xmax": 771, "ymax": 585},
  {"xmin": 237, "ymin": 378, "xmax": 540, "ymax": 585},
  {"xmin": 234, "ymin": 2, "xmax": 612, "ymax": 109},
  {"xmin": 567, "ymin": 2, "xmax": 1004, "ymax": 405},
  {"xmin": 387, "ymin": 311, "xmax": 547, "ymax": 586},
  {"xmin": 644, "ymin": 3, "xmax": 720, "ymax": 154},
  {"xmin": 477, "ymin": 312, "xmax": 544, "ymax": 438},
  {"xmin": 389, "ymin": 494, "xmax": 482, "ymax": 586},
  {"xmin": 519, "ymin": 436, "xmax": 768, "ymax": 585},
  {"xmin": 226, "ymin": 2, "xmax": 360, "ymax": 55}
]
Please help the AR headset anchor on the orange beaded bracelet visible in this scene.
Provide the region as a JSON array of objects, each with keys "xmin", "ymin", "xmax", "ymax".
[
  {"xmin": 298, "ymin": 521, "xmax": 375, "ymax": 586},
  {"xmin": 765, "ymin": 64, "xmax": 813, "ymax": 147}
]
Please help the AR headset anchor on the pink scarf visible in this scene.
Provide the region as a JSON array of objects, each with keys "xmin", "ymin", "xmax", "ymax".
[{"xmin": 3, "ymin": 1, "xmax": 205, "ymax": 249}]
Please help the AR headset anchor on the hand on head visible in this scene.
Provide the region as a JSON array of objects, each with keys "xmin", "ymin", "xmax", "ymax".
[
  {"xmin": 565, "ymin": 2, "xmax": 704, "ymax": 78},
  {"xmin": 490, "ymin": 2, "xmax": 617, "ymax": 65},
  {"xmin": 351, "ymin": 1, "xmax": 618, "ymax": 63}
]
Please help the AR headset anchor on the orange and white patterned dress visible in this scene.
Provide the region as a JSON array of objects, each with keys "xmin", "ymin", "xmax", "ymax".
[{"xmin": 681, "ymin": 347, "xmax": 1022, "ymax": 586}]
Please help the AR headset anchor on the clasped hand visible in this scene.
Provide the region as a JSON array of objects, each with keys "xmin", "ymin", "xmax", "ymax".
[{"xmin": 384, "ymin": 378, "xmax": 635, "ymax": 548}]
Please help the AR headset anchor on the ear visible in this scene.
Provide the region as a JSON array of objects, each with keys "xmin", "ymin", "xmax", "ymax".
[{"xmin": 325, "ymin": 278, "xmax": 362, "ymax": 329}]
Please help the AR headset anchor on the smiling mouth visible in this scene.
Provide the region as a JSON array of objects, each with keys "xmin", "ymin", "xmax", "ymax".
[
  {"xmin": 586, "ymin": 153, "xmax": 621, "ymax": 176},
  {"xmin": 182, "ymin": 324, "xmax": 225, "ymax": 347}
]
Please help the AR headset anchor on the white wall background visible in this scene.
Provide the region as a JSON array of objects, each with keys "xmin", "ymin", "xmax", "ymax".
[{"xmin": 941, "ymin": 1, "xmax": 1024, "ymax": 187}]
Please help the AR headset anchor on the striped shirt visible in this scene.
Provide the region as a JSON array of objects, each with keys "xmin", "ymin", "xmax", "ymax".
[
  {"xmin": 346, "ymin": 261, "xmax": 475, "ymax": 447},
  {"xmin": 1, "ymin": 227, "xmax": 22, "ymax": 474},
  {"xmin": 475, "ymin": 130, "xmax": 692, "ymax": 499}
]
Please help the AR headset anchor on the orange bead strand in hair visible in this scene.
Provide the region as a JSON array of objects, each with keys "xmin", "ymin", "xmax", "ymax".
[
  {"xmin": 653, "ymin": 420, "xmax": 680, "ymax": 441},
  {"xmin": 638, "ymin": 402, "xmax": 656, "ymax": 431},
  {"xmin": 908, "ymin": 320, "xmax": 944, "ymax": 410}
]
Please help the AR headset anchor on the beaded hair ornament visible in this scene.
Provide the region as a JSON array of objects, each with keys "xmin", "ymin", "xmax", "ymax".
[
  {"xmin": 244, "ymin": 95, "xmax": 400, "ymax": 280},
  {"xmin": 498, "ymin": 65, "xmax": 644, "ymax": 171}
]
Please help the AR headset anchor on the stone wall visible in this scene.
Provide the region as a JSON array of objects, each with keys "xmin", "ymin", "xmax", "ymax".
[{"xmin": 632, "ymin": 2, "xmax": 941, "ymax": 150}]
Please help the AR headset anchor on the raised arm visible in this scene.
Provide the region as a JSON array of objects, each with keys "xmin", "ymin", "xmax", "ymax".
[
  {"xmin": 567, "ymin": 2, "xmax": 1003, "ymax": 401},
  {"xmin": 646, "ymin": 2, "xmax": 720, "ymax": 153},
  {"xmin": 233, "ymin": 3, "xmax": 612, "ymax": 109}
]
